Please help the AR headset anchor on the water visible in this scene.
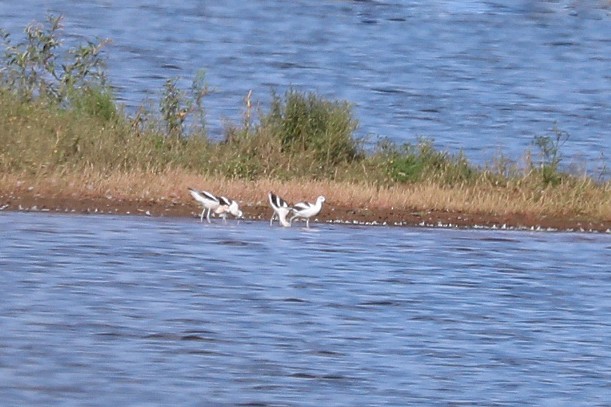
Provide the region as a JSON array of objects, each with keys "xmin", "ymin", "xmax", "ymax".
[
  {"xmin": 0, "ymin": 1, "xmax": 609, "ymax": 170},
  {"xmin": 1, "ymin": 212, "xmax": 610, "ymax": 405}
]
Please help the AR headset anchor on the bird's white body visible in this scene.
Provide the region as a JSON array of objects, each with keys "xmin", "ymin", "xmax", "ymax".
[
  {"xmin": 214, "ymin": 196, "xmax": 243, "ymax": 222},
  {"xmin": 268, "ymin": 192, "xmax": 291, "ymax": 227},
  {"xmin": 188, "ymin": 187, "xmax": 221, "ymax": 222},
  {"xmin": 290, "ymin": 196, "xmax": 325, "ymax": 228}
]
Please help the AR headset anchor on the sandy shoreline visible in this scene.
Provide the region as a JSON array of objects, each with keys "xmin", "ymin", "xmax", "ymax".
[{"xmin": 2, "ymin": 191, "xmax": 609, "ymax": 233}]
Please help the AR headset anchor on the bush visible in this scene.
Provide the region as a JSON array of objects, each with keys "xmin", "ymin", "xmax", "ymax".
[
  {"xmin": 531, "ymin": 125, "xmax": 569, "ymax": 185},
  {"xmin": 259, "ymin": 89, "xmax": 361, "ymax": 166},
  {"xmin": 159, "ymin": 72, "xmax": 209, "ymax": 139},
  {"xmin": 0, "ymin": 14, "xmax": 110, "ymax": 113}
]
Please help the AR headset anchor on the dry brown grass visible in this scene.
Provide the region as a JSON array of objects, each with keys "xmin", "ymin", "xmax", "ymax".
[{"xmin": 2, "ymin": 169, "xmax": 609, "ymax": 220}]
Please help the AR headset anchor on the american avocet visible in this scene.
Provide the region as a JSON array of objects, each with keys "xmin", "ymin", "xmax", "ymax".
[
  {"xmin": 268, "ymin": 191, "xmax": 291, "ymax": 227},
  {"xmin": 188, "ymin": 187, "xmax": 221, "ymax": 222},
  {"xmin": 290, "ymin": 196, "xmax": 326, "ymax": 228},
  {"xmin": 214, "ymin": 196, "xmax": 243, "ymax": 223}
]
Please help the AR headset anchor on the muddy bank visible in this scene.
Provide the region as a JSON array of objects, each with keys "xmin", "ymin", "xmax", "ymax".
[{"xmin": 2, "ymin": 191, "xmax": 609, "ymax": 233}]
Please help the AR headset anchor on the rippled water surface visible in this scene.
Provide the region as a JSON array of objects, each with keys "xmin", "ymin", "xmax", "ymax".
[
  {"xmin": 1, "ymin": 212, "xmax": 610, "ymax": 405},
  {"xmin": 0, "ymin": 1, "xmax": 609, "ymax": 168}
]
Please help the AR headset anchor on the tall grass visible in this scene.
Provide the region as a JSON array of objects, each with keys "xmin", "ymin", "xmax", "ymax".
[{"xmin": 1, "ymin": 15, "xmax": 609, "ymax": 220}]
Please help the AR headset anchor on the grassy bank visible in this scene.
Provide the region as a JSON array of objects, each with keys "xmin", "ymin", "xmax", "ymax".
[
  {"xmin": 1, "ymin": 16, "xmax": 610, "ymax": 225},
  {"xmin": 2, "ymin": 168, "xmax": 609, "ymax": 220}
]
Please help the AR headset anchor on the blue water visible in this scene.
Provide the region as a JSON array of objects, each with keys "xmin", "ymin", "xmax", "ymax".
[
  {"xmin": 1, "ymin": 212, "xmax": 610, "ymax": 405},
  {"xmin": 0, "ymin": 1, "xmax": 609, "ymax": 171}
]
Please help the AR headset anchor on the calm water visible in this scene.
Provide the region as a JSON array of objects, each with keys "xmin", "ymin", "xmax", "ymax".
[
  {"xmin": 0, "ymin": 1, "xmax": 609, "ymax": 170},
  {"xmin": 1, "ymin": 212, "xmax": 610, "ymax": 405}
]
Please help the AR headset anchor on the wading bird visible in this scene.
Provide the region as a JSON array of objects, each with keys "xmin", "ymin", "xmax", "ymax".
[
  {"xmin": 290, "ymin": 196, "xmax": 326, "ymax": 228},
  {"xmin": 188, "ymin": 187, "xmax": 221, "ymax": 222},
  {"xmin": 268, "ymin": 191, "xmax": 291, "ymax": 227},
  {"xmin": 214, "ymin": 196, "xmax": 243, "ymax": 223}
]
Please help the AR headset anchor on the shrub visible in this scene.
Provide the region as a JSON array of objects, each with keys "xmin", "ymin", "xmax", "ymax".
[
  {"xmin": 0, "ymin": 14, "xmax": 110, "ymax": 112},
  {"xmin": 259, "ymin": 89, "xmax": 361, "ymax": 166},
  {"xmin": 159, "ymin": 71, "xmax": 209, "ymax": 139},
  {"xmin": 531, "ymin": 125, "xmax": 569, "ymax": 185}
]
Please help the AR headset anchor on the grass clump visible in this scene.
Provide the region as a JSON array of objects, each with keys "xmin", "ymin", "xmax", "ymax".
[
  {"xmin": 371, "ymin": 137, "xmax": 475, "ymax": 185},
  {"xmin": 219, "ymin": 88, "xmax": 362, "ymax": 180},
  {"xmin": 263, "ymin": 89, "xmax": 361, "ymax": 166}
]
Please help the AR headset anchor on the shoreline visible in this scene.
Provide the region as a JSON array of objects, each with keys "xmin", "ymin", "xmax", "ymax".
[
  {"xmin": 3, "ymin": 191, "xmax": 610, "ymax": 233},
  {"xmin": 1, "ymin": 17, "xmax": 609, "ymax": 235}
]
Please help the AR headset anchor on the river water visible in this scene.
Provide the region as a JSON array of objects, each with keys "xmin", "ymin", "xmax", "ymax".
[
  {"xmin": 1, "ymin": 212, "xmax": 610, "ymax": 405},
  {"xmin": 0, "ymin": 1, "xmax": 609, "ymax": 171}
]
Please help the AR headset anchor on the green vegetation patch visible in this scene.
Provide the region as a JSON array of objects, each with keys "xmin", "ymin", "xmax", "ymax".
[{"xmin": 1, "ymin": 14, "xmax": 609, "ymax": 209}]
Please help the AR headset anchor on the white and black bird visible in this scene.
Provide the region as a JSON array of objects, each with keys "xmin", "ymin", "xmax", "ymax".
[
  {"xmin": 188, "ymin": 187, "xmax": 221, "ymax": 222},
  {"xmin": 214, "ymin": 195, "xmax": 243, "ymax": 223},
  {"xmin": 268, "ymin": 191, "xmax": 291, "ymax": 227},
  {"xmin": 290, "ymin": 195, "xmax": 326, "ymax": 228}
]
